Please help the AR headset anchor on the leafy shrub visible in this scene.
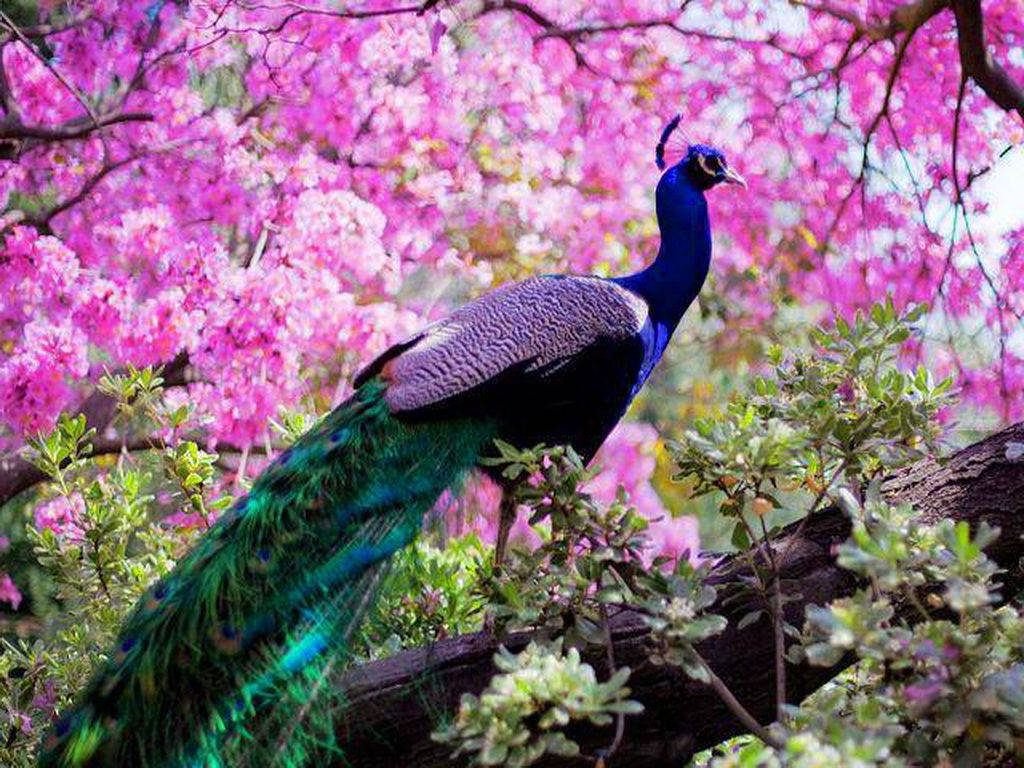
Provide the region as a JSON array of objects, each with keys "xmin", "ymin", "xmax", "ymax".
[
  {"xmin": 0, "ymin": 368, "xmax": 221, "ymax": 767},
  {"xmin": 435, "ymin": 641, "xmax": 641, "ymax": 767},
  {"xmin": 5, "ymin": 302, "xmax": 1024, "ymax": 768},
  {"xmin": 439, "ymin": 302, "xmax": 1024, "ymax": 767}
]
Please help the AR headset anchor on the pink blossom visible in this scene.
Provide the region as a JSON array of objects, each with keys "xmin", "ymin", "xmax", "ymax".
[
  {"xmin": 0, "ymin": 573, "xmax": 22, "ymax": 610},
  {"xmin": 0, "ymin": 320, "xmax": 89, "ymax": 435},
  {"xmin": 34, "ymin": 494, "xmax": 86, "ymax": 542},
  {"xmin": 645, "ymin": 515, "xmax": 701, "ymax": 566}
]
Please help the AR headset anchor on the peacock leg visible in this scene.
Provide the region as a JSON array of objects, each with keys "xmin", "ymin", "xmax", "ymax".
[
  {"xmin": 492, "ymin": 490, "xmax": 517, "ymax": 576},
  {"xmin": 485, "ymin": 490, "xmax": 517, "ymax": 634}
]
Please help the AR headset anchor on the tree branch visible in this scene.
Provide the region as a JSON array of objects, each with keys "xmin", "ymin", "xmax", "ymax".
[
  {"xmin": 790, "ymin": 0, "xmax": 950, "ymax": 39},
  {"xmin": 791, "ymin": 0, "xmax": 948, "ymax": 40},
  {"xmin": 0, "ymin": 10, "xmax": 104, "ymax": 139},
  {"xmin": 229, "ymin": 0, "xmax": 436, "ymax": 36},
  {"xmin": 329, "ymin": 421, "xmax": 1024, "ymax": 767},
  {"xmin": 950, "ymin": 0, "xmax": 1024, "ymax": 118},
  {"xmin": 0, "ymin": 9, "xmax": 93, "ymax": 41},
  {"xmin": 0, "ymin": 353, "xmax": 189, "ymax": 506},
  {"xmin": 795, "ymin": 0, "xmax": 1024, "ymax": 119},
  {"xmin": 0, "ymin": 110, "xmax": 153, "ymax": 142}
]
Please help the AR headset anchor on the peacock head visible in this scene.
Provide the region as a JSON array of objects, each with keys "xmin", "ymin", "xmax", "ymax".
[{"xmin": 655, "ymin": 114, "xmax": 746, "ymax": 192}]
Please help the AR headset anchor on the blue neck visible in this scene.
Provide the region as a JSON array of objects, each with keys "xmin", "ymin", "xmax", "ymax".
[{"xmin": 614, "ymin": 171, "xmax": 712, "ymax": 330}]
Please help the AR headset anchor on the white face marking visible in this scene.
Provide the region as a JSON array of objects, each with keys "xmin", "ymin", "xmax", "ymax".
[
  {"xmin": 697, "ymin": 153, "xmax": 723, "ymax": 178},
  {"xmin": 414, "ymin": 322, "xmax": 463, "ymax": 352}
]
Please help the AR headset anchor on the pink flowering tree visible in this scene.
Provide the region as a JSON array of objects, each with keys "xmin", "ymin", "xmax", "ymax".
[
  {"xmin": 0, "ymin": 0, "xmax": 1021, "ymax": 470},
  {"xmin": 0, "ymin": 1, "xmax": 1021, "ymax": 758}
]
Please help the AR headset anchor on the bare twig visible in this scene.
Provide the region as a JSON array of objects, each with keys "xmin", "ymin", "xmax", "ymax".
[
  {"xmin": 790, "ymin": 0, "xmax": 948, "ymax": 41},
  {"xmin": 818, "ymin": 16, "xmax": 923, "ymax": 255},
  {"xmin": 599, "ymin": 604, "xmax": 626, "ymax": 760},
  {"xmin": 230, "ymin": 0, "xmax": 433, "ymax": 36},
  {"xmin": 0, "ymin": 8, "xmax": 94, "ymax": 40},
  {"xmin": 16, "ymin": 138, "xmax": 193, "ymax": 231}
]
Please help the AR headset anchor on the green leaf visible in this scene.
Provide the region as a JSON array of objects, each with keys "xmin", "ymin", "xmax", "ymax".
[
  {"xmin": 737, "ymin": 610, "xmax": 764, "ymax": 630},
  {"xmin": 731, "ymin": 523, "xmax": 750, "ymax": 551}
]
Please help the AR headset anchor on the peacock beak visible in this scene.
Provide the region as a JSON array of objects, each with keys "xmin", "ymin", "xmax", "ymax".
[{"xmin": 722, "ymin": 166, "xmax": 747, "ymax": 188}]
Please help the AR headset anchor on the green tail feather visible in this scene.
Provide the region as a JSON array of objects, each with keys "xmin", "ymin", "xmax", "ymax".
[{"xmin": 40, "ymin": 380, "xmax": 497, "ymax": 767}]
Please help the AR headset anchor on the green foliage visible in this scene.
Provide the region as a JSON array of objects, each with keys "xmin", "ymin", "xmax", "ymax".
[
  {"xmin": 3, "ymin": 302, "xmax": 1021, "ymax": 767},
  {"xmin": 36, "ymin": 379, "xmax": 497, "ymax": 766},
  {"xmin": 98, "ymin": 365, "xmax": 228, "ymax": 520},
  {"xmin": 0, "ymin": 367, "xmax": 218, "ymax": 766},
  {"xmin": 641, "ymin": 558, "xmax": 726, "ymax": 683},
  {"xmin": 674, "ymin": 303, "xmax": 1024, "ymax": 768},
  {"xmin": 674, "ymin": 300, "xmax": 951, "ymax": 538},
  {"xmin": 441, "ymin": 440, "xmax": 725, "ymax": 765},
  {"xmin": 669, "ymin": 301, "xmax": 957, "ymax": 717},
  {"xmin": 456, "ymin": 300, "xmax": 1022, "ymax": 768},
  {"xmin": 482, "ymin": 442, "xmax": 653, "ymax": 647},
  {"xmin": 779, "ymin": 502, "xmax": 1022, "ymax": 766},
  {"xmin": 705, "ymin": 499, "xmax": 1024, "ymax": 767},
  {"xmin": 270, "ymin": 405, "xmax": 323, "ymax": 446},
  {"xmin": 433, "ymin": 641, "xmax": 642, "ymax": 767},
  {"xmin": 24, "ymin": 413, "xmax": 96, "ymax": 488},
  {"xmin": 356, "ymin": 534, "xmax": 489, "ymax": 658}
]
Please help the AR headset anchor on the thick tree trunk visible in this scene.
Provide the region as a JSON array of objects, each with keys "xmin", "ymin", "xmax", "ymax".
[{"xmin": 331, "ymin": 422, "xmax": 1024, "ymax": 767}]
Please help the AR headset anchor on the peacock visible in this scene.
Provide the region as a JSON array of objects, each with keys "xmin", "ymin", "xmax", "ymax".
[{"xmin": 39, "ymin": 116, "xmax": 744, "ymax": 767}]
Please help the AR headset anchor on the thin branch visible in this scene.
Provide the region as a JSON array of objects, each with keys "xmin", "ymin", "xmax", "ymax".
[
  {"xmin": 31, "ymin": 154, "xmax": 142, "ymax": 225},
  {"xmin": 15, "ymin": 138, "xmax": 193, "ymax": 230},
  {"xmin": 0, "ymin": 354, "xmax": 191, "ymax": 506},
  {"xmin": 694, "ymin": 650, "xmax": 783, "ymax": 749},
  {"xmin": 0, "ymin": 110, "xmax": 153, "ymax": 142},
  {"xmin": 481, "ymin": 0, "xmax": 808, "ymax": 74},
  {"xmin": 599, "ymin": 603, "xmax": 626, "ymax": 760},
  {"xmin": 791, "ymin": 0, "xmax": 949, "ymax": 41},
  {"xmin": 0, "ymin": 427, "xmax": 289, "ymax": 507},
  {"xmin": 0, "ymin": 41, "xmax": 19, "ymax": 120},
  {"xmin": 818, "ymin": 14, "xmax": 924, "ymax": 254},
  {"xmin": 0, "ymin": 9, "xmax": 94, "ymax": 40},
  {"xmin": 757, "ymin": 515, "xmax": 787, "ymax": 723},
  {"xmin": 950, "ymin": 74, "xmax": 1016, "ymax": 420},
  {"xmin": 0, "ymin": 10, "xmax": 104, "ymax": 140},
  {"xmin": 230, "ymin": 0, "xmax": 432, "ymax": 36},
  {"xmin": 951, "ymin": 0, "xmax": 1024, "ymax": 118}
]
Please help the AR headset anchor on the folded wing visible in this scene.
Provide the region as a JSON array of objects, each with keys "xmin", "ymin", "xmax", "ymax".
[{"xmin": 356, "ymin": 276, "xmax": 649, "ymax": 415}]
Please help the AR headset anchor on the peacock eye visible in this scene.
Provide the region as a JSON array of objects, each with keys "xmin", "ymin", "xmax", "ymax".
[{"xmin": 696, "ymin": 153, "xmax": 722, "ymax": 176}]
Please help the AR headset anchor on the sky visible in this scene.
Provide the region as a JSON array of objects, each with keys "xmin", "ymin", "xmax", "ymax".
[{"xmin": 977, "ymin": 144, "xmax": 1023, "ymax": 237}]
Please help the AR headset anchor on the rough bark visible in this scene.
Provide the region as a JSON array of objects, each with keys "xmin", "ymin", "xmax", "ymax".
[{"xmin": 331, "ymin": 421, "xmax": 1024, "ymax": 767}]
